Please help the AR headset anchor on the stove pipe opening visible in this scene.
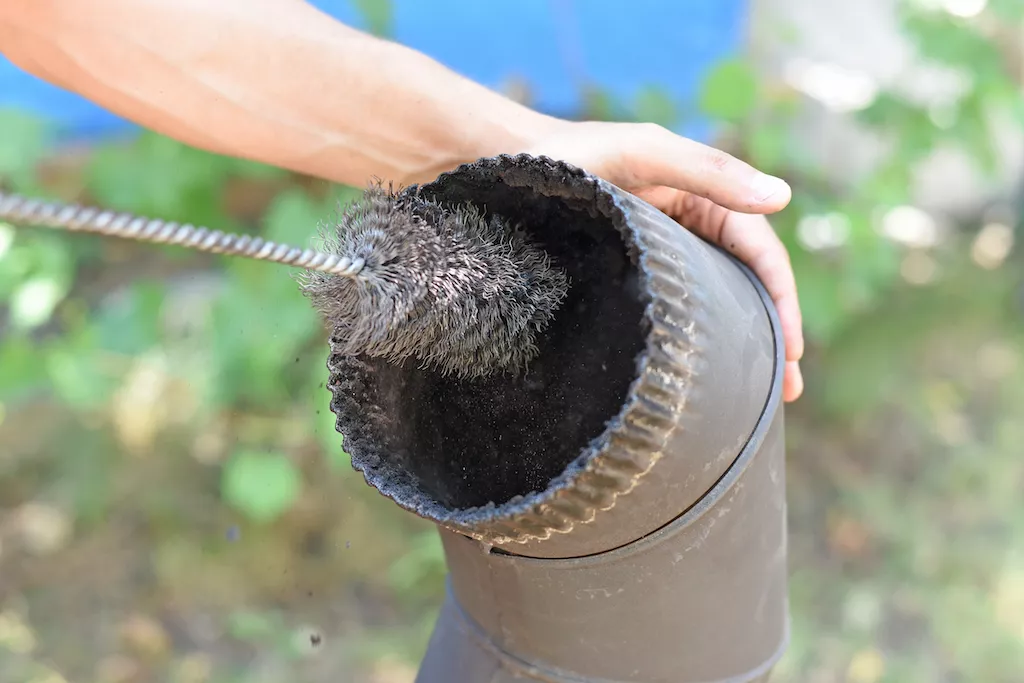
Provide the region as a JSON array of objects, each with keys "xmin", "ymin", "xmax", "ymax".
[{"xmin": 327, "ymin": 154, "xmax": 789, "ymax": 682}]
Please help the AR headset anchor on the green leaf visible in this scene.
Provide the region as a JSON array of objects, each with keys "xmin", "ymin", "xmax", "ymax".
[
  {"xmin": 843, "ymin": 207, "xmax": 901, "ymax": 297},
  {"xmin": 747, "ymin": 123, "xmax": 790, "ymax": 171},
  {"xmin": 223, "ymin": 156, "xmax": 291, "ymax": 181},
  {"xmin": 0, "ymin": 108, "xmax": 53, "ymax": 190},
  {"xmin": 790, "ymin": 254, "xmax": 847, "ymax": 345},
  {"xmin": 902, "ymin": 13, "xmax": 1005, "ymax": 75},
  {"xmin": 387, "ymin": 531, "xmax": 447, "ymax": 600},
  {"xmin": 697, "ymin": 58, "xmax": 759, "ymax": 122},
  {"xmin": 221, "ymin": 450, "xmax": 302, "ymax": 523},
  {"xmin": 9, "ymin": 276, "xmax": 67, "ymax": 330},
  {"xmin": 1, "ymin": 231, "xmax": 76, "ymax": 329},
  {"xmin": 858, "ymin": 159, "xmax": 914, "ymax": 208},
  {"xmin": 206, "ymin": 257, "xmax": 322, "ymax": 408},
  {"xmin": 200, "ymin": 188, "xmax": 334, "ymax": 408},
  {"xmin": 0, "ymin": 334, "xmax": 48, "ymax": 400},
  {"xmin": 85, "ymin": 132, "xmax": 240, "ymax": 234},
  {"xmin": 989, "ymin": 0, "xmax": 1024, "ymax": 19},
  {"xmin": 227, "ymin": 610, "xmax": 285, "ymax": 643},
  {"xmin": 950, "ymin": 92, "xmax": 1000, "ymax": 177},
  {"xmin": 306, "ymin": 364, "xmax": 348, "ymax": 470},
  {"xmin": 579, "ymin": 84, "xmax": 630, "ymax": 122},
  {"xmin": 353, "ymin": 0, "xmax": 394, "ymax": 37},
  {"xmin": 633, "ymin": 86, "xmax": 679, "ymax": 129},
  {"xmin": 262, "ymin": 188, "xmax": 331, "ymax": 245},
  {"xmin": 44, "ymin": 337, "xmax": 119, "ymax": 410},
  {"xmin": 0, "ymin": 221, "xmax": 14, "ymax": 259},
  {"xmin": 94, "ymin": 282, "xmax": 165, "ymax": 355}
]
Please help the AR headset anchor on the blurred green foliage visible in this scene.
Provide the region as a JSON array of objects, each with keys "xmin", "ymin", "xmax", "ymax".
[
  {"xmin": 222, "ymin": 451, "xmax": 303, "ymax": 524},
  {"xmin": 0, "ymin": 0, "xmax": 1022, "ymax": 682}
]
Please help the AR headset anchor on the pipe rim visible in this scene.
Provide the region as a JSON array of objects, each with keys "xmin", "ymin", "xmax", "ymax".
[{"xmin": 329, "ymin": 153, "xmax": 784, "ymax": 545}]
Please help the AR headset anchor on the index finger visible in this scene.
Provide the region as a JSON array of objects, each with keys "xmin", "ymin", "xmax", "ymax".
[
  {"xmin": 616, "ymin": 123, "xmax": 793, "ymax": 215},
  {"xmin": 716, "ymin": 211, "xmax": 804, "ymax": 363}
]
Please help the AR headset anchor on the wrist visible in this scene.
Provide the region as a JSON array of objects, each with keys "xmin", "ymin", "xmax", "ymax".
[{"xmin": 406, "ymin": 102, "xmax": 569, "ymax": 185}]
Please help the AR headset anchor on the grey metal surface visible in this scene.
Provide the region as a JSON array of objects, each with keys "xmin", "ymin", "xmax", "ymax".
[
  {"xmin": 327, "ymin": 154, "xmax": 788, "ymax": 682},
  {"xmin": 420, "ymin": 410, "xmax": 786, "ymax": 682},
  {"xmin": 330, "ymin": 156, "xmax": 777, "ymax": 550},
  {"xmin": 413, "ymin": 248, "xmax": 788, "ymax": 682},
  {"xmin": 508, "ymin": 192, "xmax": 776, "ymax": 559}
]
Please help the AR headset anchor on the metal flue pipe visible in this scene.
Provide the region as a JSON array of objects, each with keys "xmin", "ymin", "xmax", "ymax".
[{"xmin": 328, "ymin": 154, "xmax": 789, "ymax": 683}]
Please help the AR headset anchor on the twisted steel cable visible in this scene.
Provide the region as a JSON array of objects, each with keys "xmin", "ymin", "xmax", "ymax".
[
  {"xmin": 1, "ymin": 184, "xmax": 571, "ymax": 379},
  {"xmin": 0, "ymin": 189, "xmax": 366, "ymax": 277}
]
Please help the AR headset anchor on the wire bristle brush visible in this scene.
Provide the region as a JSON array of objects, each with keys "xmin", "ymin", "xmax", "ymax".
[{"xmin": 0, "ymin": 186, "xmax": 569, "ymax": 378}]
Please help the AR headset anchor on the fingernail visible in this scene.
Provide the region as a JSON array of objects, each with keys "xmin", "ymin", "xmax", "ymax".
[{"xmin": 751, "ymin": 173, "xmax": 789, "ymax": 203}]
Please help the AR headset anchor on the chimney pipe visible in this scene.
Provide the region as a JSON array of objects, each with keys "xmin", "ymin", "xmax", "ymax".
[{"xmin": 328, "ymin": 154, "xmax": 789, "ymax": 682}]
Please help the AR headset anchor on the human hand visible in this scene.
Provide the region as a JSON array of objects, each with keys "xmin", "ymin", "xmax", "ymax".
[{"xmin": 525, "ymin": 120, "xmax": 804, "ymax": 402}]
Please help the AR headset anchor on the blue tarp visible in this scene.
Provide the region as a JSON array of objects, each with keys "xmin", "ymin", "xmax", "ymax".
[{"xmin": 0, "ymin": 0, "xmax": 746, "ymax": 145}]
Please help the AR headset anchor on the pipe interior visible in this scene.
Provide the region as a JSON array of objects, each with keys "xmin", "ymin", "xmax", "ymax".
[{"xmin": 329, "ymin": 172, "xmax": 649, "ymax": 516}]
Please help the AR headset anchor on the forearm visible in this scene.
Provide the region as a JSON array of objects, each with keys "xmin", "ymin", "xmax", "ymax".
[{"xmin": 0, "ymin": 0, "xmax": 561, "ymax": 185}]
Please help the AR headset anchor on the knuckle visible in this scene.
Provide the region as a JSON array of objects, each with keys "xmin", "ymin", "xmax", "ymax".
[
  {"xmin": 636, "ymin": 121, "xmax": 669, "ymax": 140},
  {"xmin": 704, "ymin": 149, "xmax": 737, "ymax": 174}
]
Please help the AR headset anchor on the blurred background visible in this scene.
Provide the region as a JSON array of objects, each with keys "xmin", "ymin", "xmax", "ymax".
[{"xmin": 1, "ymin": 0, "xmax": 1023, "ymax": 681}]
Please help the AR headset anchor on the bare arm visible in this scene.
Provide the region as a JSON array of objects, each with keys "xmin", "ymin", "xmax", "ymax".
[
  {"xmin": 0, "ymin": 0, "xmax": 560, "ymax": 186},
  {"xmin": 0, "ymin": 0, "xmax": 808, "ymax": 401}
]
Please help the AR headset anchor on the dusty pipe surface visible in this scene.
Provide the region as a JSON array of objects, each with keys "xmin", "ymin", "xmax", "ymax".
[{"xmin": 328, "ymin": 154, "xmax": 788, "ymax": 682}]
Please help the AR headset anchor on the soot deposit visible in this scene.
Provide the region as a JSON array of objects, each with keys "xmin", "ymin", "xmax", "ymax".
[{"xmin": 327, "ymin": 157, "xmax": 648, "ymax": 519}]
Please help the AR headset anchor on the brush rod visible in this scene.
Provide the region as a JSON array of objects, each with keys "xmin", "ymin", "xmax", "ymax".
[{"xmin": 0, "ymin": 190, "xmax": 365, "ymax": 277}]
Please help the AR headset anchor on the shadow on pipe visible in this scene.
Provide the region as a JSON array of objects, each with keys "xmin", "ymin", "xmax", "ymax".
[{"xmin": 328, "ymin": 154, "xmax": 789, "ymax": 682}]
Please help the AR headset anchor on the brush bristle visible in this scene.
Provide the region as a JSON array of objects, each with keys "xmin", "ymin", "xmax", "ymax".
[{"xmin": 297, "ymin": 185, "xmax": 569, "ymax": 378}]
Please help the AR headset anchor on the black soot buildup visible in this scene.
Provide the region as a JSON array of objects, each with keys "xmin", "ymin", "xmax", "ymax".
[{"xmin": 327, "ymin": 158, "xmax": 649, "ymax": 521}]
